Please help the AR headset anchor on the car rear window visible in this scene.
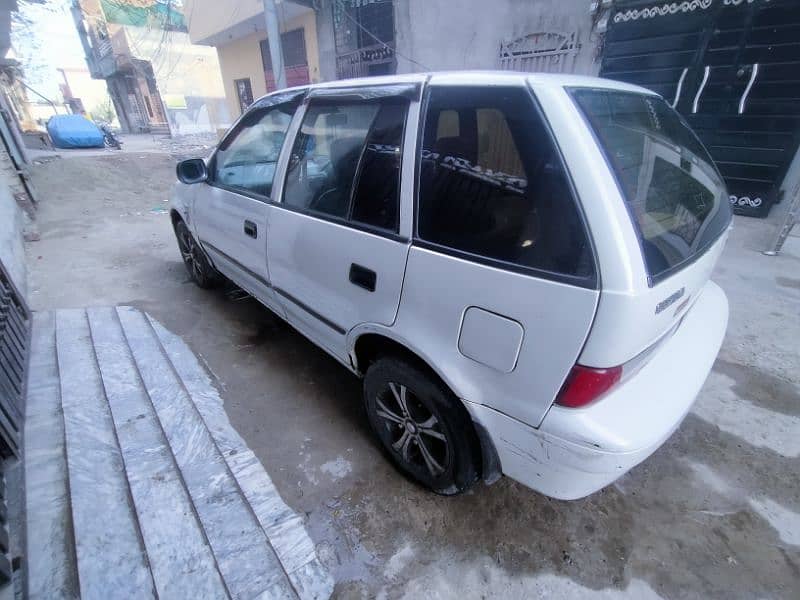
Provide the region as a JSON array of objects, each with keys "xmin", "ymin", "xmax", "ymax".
[
  {"xmin": 417, "ymin": 85, "xmax": 595, "ymax": 286},
  {"xmin": 571, "ymin": 88, "xmax": 732, "ymax": 284}
]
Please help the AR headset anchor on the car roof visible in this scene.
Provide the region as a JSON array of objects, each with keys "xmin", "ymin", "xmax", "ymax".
[{"xmin": 251, "ymin": 70, "xmax": 656, "ymax": 106}]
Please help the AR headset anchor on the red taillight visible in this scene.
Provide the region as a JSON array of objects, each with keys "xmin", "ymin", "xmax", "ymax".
[{"xmin": 555, "ymin": 364, "xmax": 622, "ymax": 408}]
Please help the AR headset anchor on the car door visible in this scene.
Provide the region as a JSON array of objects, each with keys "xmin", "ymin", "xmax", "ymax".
[
  {"xmin": 266, "ymin": 85, "xmax": 418, "ymax": 362},
  {"xmin": 394, "ymin": 79, "xmax": 601, "ymax": 428},
  {"xmin": 192, "ymin": 92, "xmax": 304, "ymax": 309}
]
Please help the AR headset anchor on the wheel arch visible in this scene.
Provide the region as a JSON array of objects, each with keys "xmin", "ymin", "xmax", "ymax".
[
  {"xmin": 350, "ymin": 327, "xmax": 502, "ymax": 484},
  {"xmin": 169, "ymin": 208, "xmax": 184, "ymax": 228}
]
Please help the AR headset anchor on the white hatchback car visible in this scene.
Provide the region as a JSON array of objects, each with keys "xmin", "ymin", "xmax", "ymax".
[{"xmin": 170, "ymin": 72, "xmax": 731, "ymax": 499}]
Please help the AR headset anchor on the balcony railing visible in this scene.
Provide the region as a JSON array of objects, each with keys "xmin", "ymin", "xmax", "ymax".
[
  {"xmin": 96, "ymin": 38, "xmax": 113, "ymax": 58},
  {"xmin": 335, "ymin": 42, "xmax": 395, "ymax": 79}
]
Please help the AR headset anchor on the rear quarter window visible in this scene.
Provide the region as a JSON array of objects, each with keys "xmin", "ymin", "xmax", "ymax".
[{"xmin": 571, "ymin": 88, "xmax": 732, "ymax": 284}]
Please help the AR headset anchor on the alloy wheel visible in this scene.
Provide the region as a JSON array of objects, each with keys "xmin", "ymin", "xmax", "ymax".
[
  {"xmin": 375, "ymin": 382, "xmax": 450, "ymax": 477},
  {"xmin": 177, "ymin": 226, "xmax": 203, "ymax": 281}
]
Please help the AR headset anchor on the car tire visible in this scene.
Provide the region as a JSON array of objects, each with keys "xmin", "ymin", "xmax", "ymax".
[
  {"xmin": 364, "ymin": 357, "xmax": 479, "ymax": 495},
  {"xmin": 174, "ymin": 219, "xmax": 221, "ymax": 289}
]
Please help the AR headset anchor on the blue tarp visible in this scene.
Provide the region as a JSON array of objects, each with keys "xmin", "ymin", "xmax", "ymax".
[{"xmin": 47, "ymin": 115, "xmax": 105, "ymax": 149}]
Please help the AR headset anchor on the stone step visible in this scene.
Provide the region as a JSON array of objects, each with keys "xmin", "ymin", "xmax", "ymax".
[
  {"xmin": 25, "ymin": 307, "xmax": 333, "ymax": 599},
  {"xmin": 85, "ymin": 307, "xmax": 229, "ymax": 598},
  {"xmin": 148, "ymin": 315, "xmax": 333, "ymax": 599},
  {"xmin": 54, "ymin": 309, "xmax": 155, "ymax": 599},
  {"xmin": 116, "ymin": 306, "xmax": 298, "ymax": 599},
  {"xmin": 24, "ymin": 312, "xmax": 78, "ymax": 600}
]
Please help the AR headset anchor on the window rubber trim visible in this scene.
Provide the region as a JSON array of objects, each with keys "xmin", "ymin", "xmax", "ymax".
[
  {"xmin": 411, "ymin": 81, "xmax": 599, "ymax": 291},
  {"xmin": 204, "ymin": 176, "xmax": 274, "ymax": 203},
  {"xmin": 307, "ymin": 82, "xmax": 421, "ymax": 101},
  {"xmin": 266, "ymin": 200, "xmax": 409, "ymax": 244}
]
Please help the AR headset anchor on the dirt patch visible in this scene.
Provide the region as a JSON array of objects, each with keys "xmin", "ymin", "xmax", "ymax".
[{"xmin": 713, "ymin": 359, "xmax": 800, "ymax": 417}]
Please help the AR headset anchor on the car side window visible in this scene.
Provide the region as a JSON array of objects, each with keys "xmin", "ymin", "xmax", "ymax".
[
  {"xmin": 350, "ymin": 101, "xmax": 407, "ymax": 232},
  {"xmin": 417, "ymin": 86, "xmax": 594, "ymax": 280},
  {"xmin": 213, "ymin": 100, "xmax": 298, "ymax": 197},
  {"xmin": 283, "ymin": 97, "xmax": 408, "ymax": 232}
]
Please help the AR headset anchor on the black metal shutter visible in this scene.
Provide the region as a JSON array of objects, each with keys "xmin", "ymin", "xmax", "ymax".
[
  {"xmin": 601, "ymin": 0, "xmax": 800, "ymax": 217},
  {"xmin": 0, "ymin": 262, "xmax": 28, "ymax": 459}
]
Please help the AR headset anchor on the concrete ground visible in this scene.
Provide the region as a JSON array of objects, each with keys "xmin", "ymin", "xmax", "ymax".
[{"xmin": 25, "ymin": 150, "xmax": 800, "ymax": 599}]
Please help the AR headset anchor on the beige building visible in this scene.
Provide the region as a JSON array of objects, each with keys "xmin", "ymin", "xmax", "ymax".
[{"xmin": 185, "ymin": 0, "xmax": 325, "ymax": 121}]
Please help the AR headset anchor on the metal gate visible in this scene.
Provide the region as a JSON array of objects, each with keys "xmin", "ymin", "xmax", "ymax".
[
  {"xmin": 0, "ymin": 261, "xmax": 27, "ymax": 459},
  {"xmin": 499, "ymin": 32, "xmax": 580, "ymax": 73},
  {"xmin": 601, "ymin": 0, "xmax": 800, "ymax": 217}
]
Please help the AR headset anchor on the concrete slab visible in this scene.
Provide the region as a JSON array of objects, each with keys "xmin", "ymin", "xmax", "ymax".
[
  {"xmin": 24, "ymin": 312, "xmax": 78, "ymax": 600},
  {"xmin": 54, "ymin": 309, "xmax": 155, "ymax": 600},
  {"xmin": 86, "ymin": 306, "xmax": 228, "ymax": 599},
  {"xmin": 117, "ymin": 306, "xmax": 297, "ymax": 599},
  {"xmin": 150, "ymin": 315, "xmax": 334, "ymax": 599}
]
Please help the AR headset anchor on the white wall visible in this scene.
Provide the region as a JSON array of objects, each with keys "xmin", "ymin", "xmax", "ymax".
[
  {"xmin": 0, "ymin": 181, "xmax": 27, "ymax": 300},
  {"xmin": 394, "ymin": 0, "xmax": 601, "ymax": 76}
]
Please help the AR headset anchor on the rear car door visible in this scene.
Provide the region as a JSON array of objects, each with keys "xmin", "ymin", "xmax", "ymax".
[
  {"xmin": 395, "ymin": 80, "xmax": 600, "ymax": 427},
  {"xmin": 266, "ymin": 85, "xmax": 416, "ymax": 361},
  {"xmin": 193, "ymin": 92, "xmax": 303, "ymax": 307}
]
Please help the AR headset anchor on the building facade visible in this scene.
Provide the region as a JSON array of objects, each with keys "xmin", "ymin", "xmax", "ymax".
[
  {"xmin": 186, "ymin": 0, "xmax": 605, "ymax": 120},
  {"xmin": 185, "ymin": 0, "xmax": 323, "ymax": 122},
  {"xmin": 73, "ymin": 0, "xmax": 231, "ymax": 135},
  {"xmin": 185, "ymin": 0, "xmax": 798, "ymax": 218}
]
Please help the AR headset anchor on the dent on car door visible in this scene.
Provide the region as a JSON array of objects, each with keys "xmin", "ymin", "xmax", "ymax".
[
  {"xmin": 193, "ymin": 98, "xmax": 301, "ymax": 303},
  {"xmin": 267, "ymin": 88, "xmax": 416, "ymax": 360},
  {"xmin": 395, "ymin": 82, "xmax": 600, "ymax": 427}
]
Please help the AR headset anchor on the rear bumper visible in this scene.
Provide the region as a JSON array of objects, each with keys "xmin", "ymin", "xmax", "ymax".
[{"xmin": 466, "ymin": 280, "xmax": 728, "ymax": 500}]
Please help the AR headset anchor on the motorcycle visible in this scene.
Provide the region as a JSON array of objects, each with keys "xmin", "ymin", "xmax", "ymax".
[{"xmin": 97, "ymin": 122, "xmax": 122, "ymax": 150}]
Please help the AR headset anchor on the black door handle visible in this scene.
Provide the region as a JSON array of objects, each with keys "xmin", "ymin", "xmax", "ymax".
[
  {"xmin": 349, "ymin": 263, "xmax": 376, "ymax": 292},
  {"xmin": 244, "ymin": 220, "xmax": 257, "ymax": 238}
]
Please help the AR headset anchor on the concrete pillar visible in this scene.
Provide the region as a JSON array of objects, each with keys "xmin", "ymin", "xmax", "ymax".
[
  {"xmin": 263, "ymin": 0, "xmax": 287, "ymax": 89},
  {"xmin": 314, "ymin": 0, "xmax": 338, "ymax": 82}
]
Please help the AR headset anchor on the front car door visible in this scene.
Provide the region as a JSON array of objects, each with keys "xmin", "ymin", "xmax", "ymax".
[
  {"xmin": 266, "ymin": 84, "xmax": 419, "ymax": 362},
  {"xmin": 192, "ymin": 91, "xmax": 304, "ymax": 309}
]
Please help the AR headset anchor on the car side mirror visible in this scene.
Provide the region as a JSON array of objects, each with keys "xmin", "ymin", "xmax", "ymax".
[{"xmin": 176, "ymin": 158, "xmax": 208, "ymax": 184}]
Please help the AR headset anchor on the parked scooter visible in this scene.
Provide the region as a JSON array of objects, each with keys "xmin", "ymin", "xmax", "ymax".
[{"xmin": 97, "ymin": 122, "xmax": 122, "ymax": 150}]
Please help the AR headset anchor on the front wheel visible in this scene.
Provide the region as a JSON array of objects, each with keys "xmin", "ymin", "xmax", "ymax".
[
  {"xmin": 363, "ymin": 357, "xmax": 478, "ymax": 495},
  {"xmin": 174, "ymin": 220, "xmax": 221, "ymax": 288}
]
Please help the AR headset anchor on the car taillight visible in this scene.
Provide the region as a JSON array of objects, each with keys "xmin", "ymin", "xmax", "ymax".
[{"xmin": 555, "ymin": 364, "xmax": 622, "ymax": 408}]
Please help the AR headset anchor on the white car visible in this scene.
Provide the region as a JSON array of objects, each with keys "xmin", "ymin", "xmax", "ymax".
[{"xmin": 170, "ymin": 72, "xmax": 731, "ymax": 499}]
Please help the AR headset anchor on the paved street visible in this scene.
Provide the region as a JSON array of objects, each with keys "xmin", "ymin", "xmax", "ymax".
[{"xmin": 25, "ymin": 150, "xmax": 800, "ymax": 599}]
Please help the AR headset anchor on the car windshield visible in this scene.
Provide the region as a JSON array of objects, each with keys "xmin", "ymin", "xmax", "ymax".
[{"xmin": 570, "ymin": 88, "xmax": 732, "ymax": 284}]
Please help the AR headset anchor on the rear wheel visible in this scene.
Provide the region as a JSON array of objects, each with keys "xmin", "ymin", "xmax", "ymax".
[
  {"xmin": 174, "ymin": 219, "xmax": 220, "ymax": 288},
  {"xmin": 364, "ymin": 357, "xmax": 478, "ymax": 495}
]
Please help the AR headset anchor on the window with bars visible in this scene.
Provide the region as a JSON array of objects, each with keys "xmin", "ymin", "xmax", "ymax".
[
  {"xmin": 333, "ymin": 0, "xmax": 396, "ymax": 78},
  {"xmin": 334, "ymin": 0, "xmax": 394, "ymax": 53},
  {"xmin": 260, "ymin": 28, "xmax": 310, "ymax": 91},
  {"xmin": 260, "ymin": 29, "xmax": 309, "ymax": 70}
]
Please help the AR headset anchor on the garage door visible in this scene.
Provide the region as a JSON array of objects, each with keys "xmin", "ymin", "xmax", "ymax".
[{"xmin": 601, "ymin": 0, "xmax": 800, "ymax": 217}]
